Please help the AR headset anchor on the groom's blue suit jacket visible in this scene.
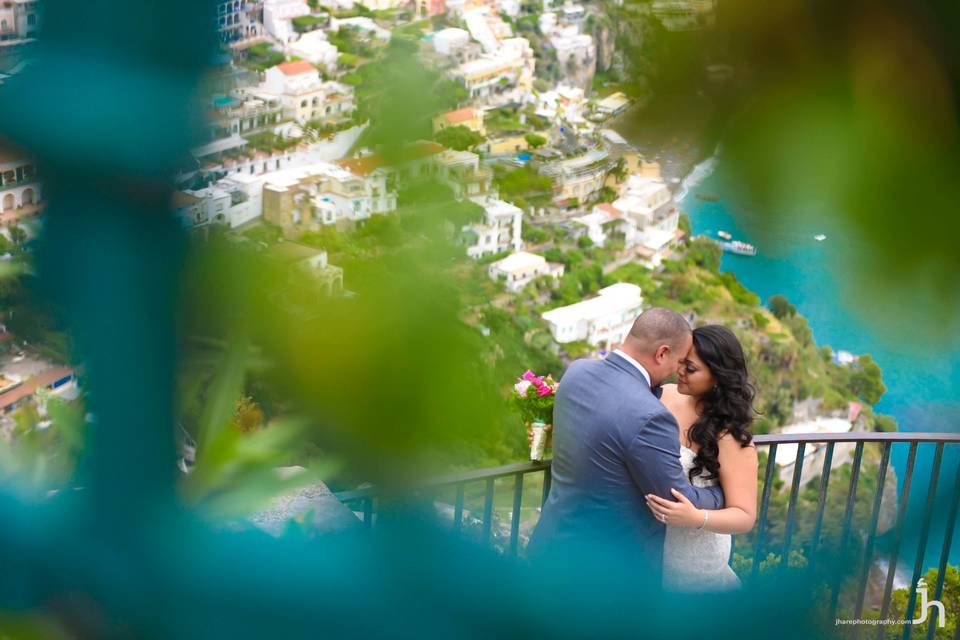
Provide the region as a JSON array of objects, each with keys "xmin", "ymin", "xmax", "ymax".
[{"xmin": 528, "ymin": 352, "xmax": 725, "ymax": 579}]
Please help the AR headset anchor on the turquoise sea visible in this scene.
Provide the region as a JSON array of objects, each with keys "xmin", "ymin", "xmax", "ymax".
[{"xmin": 680, "ymin": 159, "xmax": 960, "ymax": 575}]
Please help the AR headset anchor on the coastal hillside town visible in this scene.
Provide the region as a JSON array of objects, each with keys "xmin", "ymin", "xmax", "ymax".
[{"xmin": 0, "ymin": 0, "xmax": 895, "ymax": 458}]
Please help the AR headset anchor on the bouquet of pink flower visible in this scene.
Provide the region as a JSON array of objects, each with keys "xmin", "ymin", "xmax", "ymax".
[{"xmin": 511, "ymin": 370, "xmax": 558, "ymax": 461}]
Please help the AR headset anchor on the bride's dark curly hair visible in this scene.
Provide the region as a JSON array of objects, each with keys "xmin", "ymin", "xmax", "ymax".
[{"xmin": 687, "ymin": 325, "xmax": 757, "ymax": 482}]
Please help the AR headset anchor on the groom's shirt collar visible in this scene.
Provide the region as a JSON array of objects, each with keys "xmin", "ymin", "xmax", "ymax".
[{"xmin": 612, "ymin": 349, "xmax": 652, "ymax": 388}]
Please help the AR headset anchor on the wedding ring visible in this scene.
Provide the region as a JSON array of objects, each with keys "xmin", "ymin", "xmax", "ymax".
[{"xmin": 659, "ymin": 514, "xmax": 667, "ymax": 523}]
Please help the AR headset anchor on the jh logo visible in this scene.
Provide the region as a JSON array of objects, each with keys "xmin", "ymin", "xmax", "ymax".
[{"xmin": 911, "ymin": 578, "xmax": 946, "ymax": 628}]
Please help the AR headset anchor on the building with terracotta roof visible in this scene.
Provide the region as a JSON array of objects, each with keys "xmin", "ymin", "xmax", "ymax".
[
  {"xmin": 0, "ymin": 366, "xmax": 76, "ymax": 415},
  {"xmin": 432, "ymin": 107, "xmax": 486, "ymax": 137},
  {"xmin": 287, "ymin": 30, "xmax": 339, "ymax": 73},
  {"xmin": 258, "ymin": 63, "xmax": 355, "ymax": 124},
  {"xmin": 262, "ymin": 161, "xmax": 396, "ymax": 236}
]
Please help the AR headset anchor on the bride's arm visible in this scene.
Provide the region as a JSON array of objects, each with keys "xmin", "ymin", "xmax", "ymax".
[
  {"xmin": 645, "ymin": 434, "xmax": 758, "ymax": 533},
  {"xmin": 700, "ymin": 435, "xmax": 758, "ymax": 534}
]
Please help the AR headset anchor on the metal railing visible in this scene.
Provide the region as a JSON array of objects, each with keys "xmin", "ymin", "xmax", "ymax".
[{"xmin": 335, "ymin": 432, "xmax": 960, "ymax": 638}]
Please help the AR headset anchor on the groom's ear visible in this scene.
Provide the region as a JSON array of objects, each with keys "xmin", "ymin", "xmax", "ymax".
[{"xmin": 653, "ymin": 344, "xmax": 670, "ymax": 364}]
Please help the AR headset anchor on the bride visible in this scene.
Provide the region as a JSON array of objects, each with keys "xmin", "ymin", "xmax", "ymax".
[{"xmin": 644, "ymin": 325, "xmax": 759, "ymax": 592}]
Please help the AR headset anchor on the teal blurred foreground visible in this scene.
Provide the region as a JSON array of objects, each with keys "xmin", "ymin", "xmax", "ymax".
[{"xmin": 0, "ymin": 0, "xmax": 957, "ymax": 638}]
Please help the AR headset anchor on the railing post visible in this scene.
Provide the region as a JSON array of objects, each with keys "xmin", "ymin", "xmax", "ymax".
[
  {"xmin": 510, "ymin": 473, "xmax": 524, "ymax": 556},
  {"xmin": 927, "ymin": 458, "xmax": 960, "ymax": 640},
  {"xmin": 363, "ymin": 497, "xmax": 373, "ymax": 529},
  {"xmin": 853, "ymin": 441, "xmax": 892, "ymax": 635},
  {"xmin": 877, "ymin": 442, "xmax": 918, "ymax": 638},
  {"xmin": 781, "ymin": 442, "xmax": 806, "ymax": 574},
  {"xmin": 453, "ymin": 482, "xmax": 465, "ymax": 532},
  {"xmin": 809, "ymin": 441, "xmax": 836, "ymax": 571},
  {"xmin": 481, "ymin": 477, "xmax": 495, "ymax": 546},
  {"xmin": 541, "ymin": 467, "xmax": 552, "ymax": 507},
  {"xmin": 902, "ymin": 443, "xmax": 945, "ymax": 640},
  {"xmin": 830, "ymin": 441, "xmax": 865, "ymax": 620},
  {"xmin": 751, "ymin": 443, "xmax": 777, "ymax": 580}
]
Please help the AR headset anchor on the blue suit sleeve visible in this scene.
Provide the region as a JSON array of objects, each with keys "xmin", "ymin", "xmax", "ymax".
[{"xmin": 624, "ymin": 410, "xmax": 725, "ymax": 509}]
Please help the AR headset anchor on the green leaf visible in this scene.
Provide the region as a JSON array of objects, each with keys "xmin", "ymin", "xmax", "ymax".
[{"xmin": 196, "ymin": 336, "xmax": 248, "ymax": 457}]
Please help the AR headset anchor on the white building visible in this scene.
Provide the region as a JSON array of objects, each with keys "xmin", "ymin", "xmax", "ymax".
[
  {"xmin": 263, "ymin": 0, "xmax": 311, "ymax": 42},
  {"xmin": 287, "ymin": 30, "xmax": 340, "ymax": 73},
  {"xmin": 595, "ymin": 91, "xmax": 630, "ymax": 117},
  {"xmin": 464, "ymin": 196, "xmax": 523, "ymax": 258},
  {"xmin": 330, "ymin": 17, "xmax": 391, "ymax": 41},
  {"xmin": 259, "ymin": 61, "xmax": 355, "ymax": 123},
  {"xmin": 451, "ymin": 37, "xmax": 535, "ymax": 107},
  {"xmin": 615, "ymin": 174, "xmax": 679, "ymax": 267},
  {"xmin": 0, "ymin": 147, "xmax": 40, "ymax": 222},
  {"xmin": 541, "ymin": 283, "xmax": 643, "ymax": 346},
  {"xmin": 0, "ymin": 0, "xmax": 39, "ymax": 47},
  {"xmin": 774, "ymin": 417, "xmax": 855, "ymax": 485},
  {"xmin": 263, "ymin": 161, "xmax": 397, "ymax": 236},
  {"xmin": 560, "ymin": 2, "xmax": 586, "ymax": 24},
  {"xmin": 488, "ymin": 251, "xmax": 564, "ymax": 292},
  {"xmin": 464, "ymin": 8, "xmax": 501, "ymax": 54},
  {"xmin": 541, "ymin": 148, "xmax": 610, "ymax": 203},
  {"xmin": 570, "ymin": 210, "xmax": 611, "ymax": 247},
  {"xmin": 535, "ymin": 83, "xmax": 587, "ymax": 123},
  {"xmin": 434, "ymin": 149, "xmax": 495, "ymax": 199},
  {"xmin": 550, "ymin": 30, "xmax": 595, "ymax": 90},
  {"xmin": 538, "ymin": 12, "xmax": 558, "ymax": 35},
  {"xmin": 497, "ymin": 0, "xmax": 521, "ymax": 17},
  {"xmin": 356, "ymin": 0, "xmax": 406, "ymax": 10},
  {"xmin": 433, "ymin": 28, "xmax": 471, "ymax": 56},
  {"xmin": 178, "ymin": 126, "xmax": 367, "ymax": 228}
]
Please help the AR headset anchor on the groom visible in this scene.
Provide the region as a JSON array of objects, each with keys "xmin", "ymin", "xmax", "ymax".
[{"xmin": 527, "ymin": 308, "xmax": 725, "ymax": 581}]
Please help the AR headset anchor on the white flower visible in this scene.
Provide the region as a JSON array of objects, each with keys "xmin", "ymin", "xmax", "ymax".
[{"xmin": 514, "ymin": 380, "xmax": 532, "ymax": 396}]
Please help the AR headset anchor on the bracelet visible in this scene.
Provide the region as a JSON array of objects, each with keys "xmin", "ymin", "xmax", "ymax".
[{"xmin": 696, "ymin": 510, "xmax": 709, "ymax": 530}]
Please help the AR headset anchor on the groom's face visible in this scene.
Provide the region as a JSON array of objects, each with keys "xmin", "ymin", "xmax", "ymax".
[
  {"xmin": 654, "ymin": 333, "xmax": 693, "ymax": 384},
  {"xmin": 671, "ymin": 333, "xmax": 694, "ymax": 372}
]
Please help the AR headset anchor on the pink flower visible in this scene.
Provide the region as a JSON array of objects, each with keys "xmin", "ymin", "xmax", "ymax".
[
  {"xmin": 536, "ymin": 383, "xmax": 553, "ymax": 397},
  {"xmin": 522, "ymin": 370, "xmax": 544, "ymax": 386},
  {"xmin": 514, "ymin": 380, "xmax": 532, "ymax": 396}
]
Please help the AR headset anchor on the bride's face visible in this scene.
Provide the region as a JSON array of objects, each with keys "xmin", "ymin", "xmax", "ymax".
[{"xmin": 676, "ymin": 347, "xmax": 715, "ymax": 398}]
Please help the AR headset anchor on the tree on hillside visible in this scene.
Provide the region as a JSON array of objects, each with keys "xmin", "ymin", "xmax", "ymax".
[
  {"xmin": 524, "ymin": 133, "xmax": 547, "ymax": 148},
  {"xmin": 433, "ymin": 125, "xmax": 484, "ymax": 151},
  {"xmin": 495, "ymin": 166, "xmax": 553, "ymax": 201},
  {"xmin": 8, "ymin": 224, "xmax": 27, "ymax": 248},
  {"xmin": 769, "ymin": 294, "xmax": 797, "ymax": 319},
  {"xmin": 848, "ymin": 354, "xmax": 886, "ymax": 405},
  {"xmin": 436, "ymin": 78, "xmax": 469, "ymax": 111},
  {"xmin": 685, "ymin": 237, "xmax": 721, "ymax": 272}
]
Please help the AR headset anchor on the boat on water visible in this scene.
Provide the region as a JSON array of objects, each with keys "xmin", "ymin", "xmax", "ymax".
[
  {"xmin": 717, "ymin": 230, "xmax": 732, "ymax": 240},
  {"xmin": 696, "ymin": 193, "xmax": 721, "ymax": 202},
  {"xmin": 814, "ymin": 234, "xmax": 827, "ymax": 241},
  {"xmin": 720, "ymin": 240, "xmax": 758, "ymax": 256}
]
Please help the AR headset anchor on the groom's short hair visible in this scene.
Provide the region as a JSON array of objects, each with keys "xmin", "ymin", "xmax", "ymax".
[{"xmin": 626, "ymin": 308, "xmax": 691, "ymax": 352}]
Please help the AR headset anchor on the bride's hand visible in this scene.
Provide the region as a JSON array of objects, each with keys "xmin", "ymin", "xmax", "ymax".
[{"xmin": 645, "ymin": 489, "xmax": 706, "ymax": 528}]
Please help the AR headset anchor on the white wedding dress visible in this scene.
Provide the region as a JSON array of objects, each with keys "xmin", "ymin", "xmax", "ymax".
[{"xmin": 662, "ymin": 446, "xmax": 742, "ymax": 592}]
